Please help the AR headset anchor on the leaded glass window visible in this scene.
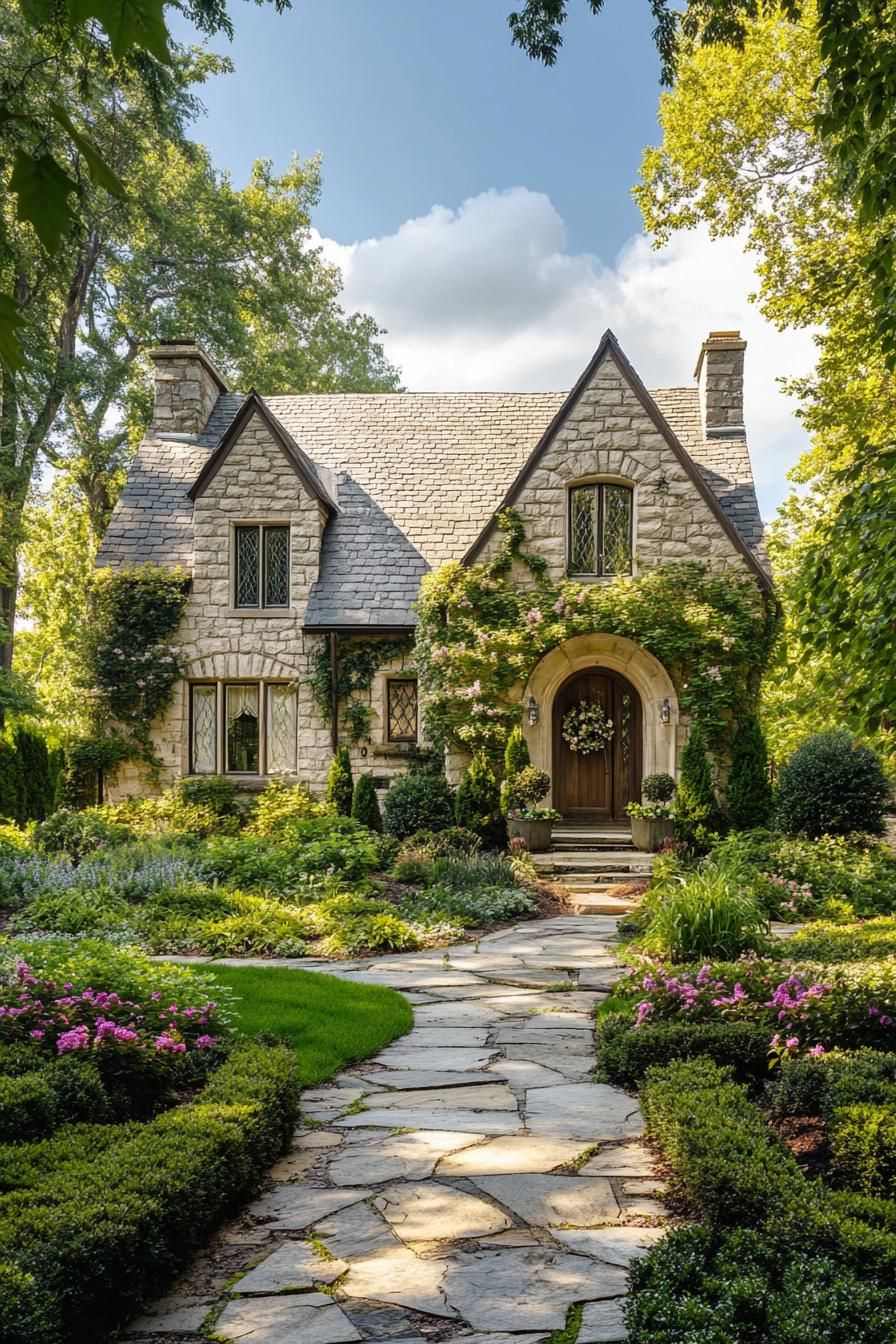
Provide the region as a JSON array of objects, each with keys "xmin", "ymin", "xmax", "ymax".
[
  {"xmin": 235, "ymin": 527, "xmax": 260, "ymax": 607},
  {"xmin": 191, "ymin": 685, "xmax": 217, "ymax": 774},
  {"xmin": 226, "ymin": 684, "xmax": 259, "ymax": 772},
  {"xmin": 235, "ymin": 525, "xmax": 290, "ymax": 608},
  {"xmin": 267, "ymin": 685, "xmax": 297, "ymax": 773},
  {"xmin": 263, "ymin": 527, "xmax": 290, "ymax": 607},
  {"xmin": 567, "ymin": 484, "xmax": 633, "ymax": 576},
  {"xmin": 387, "ymin": 679, "xmax": 418, "ymax": 743}
]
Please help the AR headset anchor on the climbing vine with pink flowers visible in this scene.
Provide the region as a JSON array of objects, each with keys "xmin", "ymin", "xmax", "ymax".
[{"xmin": 415, "ymin": 508, "xmax": 777, "ymax": 756}]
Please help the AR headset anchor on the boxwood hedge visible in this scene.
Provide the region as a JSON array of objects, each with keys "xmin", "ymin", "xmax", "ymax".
[{"xmin": 0, "ymin": 1039, "xmax": 298, "ymax": 1344}]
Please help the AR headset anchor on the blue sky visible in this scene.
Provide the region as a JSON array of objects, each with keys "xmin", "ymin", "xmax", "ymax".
[
  {"xmin": 173, "ymin": 1, "xmax": 815, "ymax": 515},
  {"xmin": 177, "ymin": 0, "xmax": 660, "ymax": 257}
]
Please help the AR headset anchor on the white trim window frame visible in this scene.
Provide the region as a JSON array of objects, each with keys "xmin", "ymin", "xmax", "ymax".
[{"xmin": 189, "ymin": 680, "xmax": 298, "ymax": 776}]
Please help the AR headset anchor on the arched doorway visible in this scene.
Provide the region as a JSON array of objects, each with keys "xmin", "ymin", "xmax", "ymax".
[{"xmin": 552, "ymin": 668, "xmax": 642, "ymax": 822}]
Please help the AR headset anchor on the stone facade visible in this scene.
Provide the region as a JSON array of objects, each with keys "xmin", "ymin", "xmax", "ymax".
[
  {"xmin": 102, "ymin": 329, "xmax": 769, "ymax": 804},
  {"xmin": 476, "ymin": 352, "xmax": 749, "ymax": 580}
]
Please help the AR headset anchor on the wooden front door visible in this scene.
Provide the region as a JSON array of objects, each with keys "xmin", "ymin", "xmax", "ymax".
[{"xmin": 553, "ymin": 669, "xmax": 641, "ymax": 822}]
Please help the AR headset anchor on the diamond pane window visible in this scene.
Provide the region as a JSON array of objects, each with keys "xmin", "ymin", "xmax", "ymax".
[
  {"xmin": 568, "ymin": 484, "xmax": 633, "ymax": 576},
  {"xmin": 267, "ymin": 685, "xmax": 297, "ymax": 773},
  {"xmin": 263, "ymin": 527, "xmax": 290, "ymax": 607},
  {"xmin": 388, "ymin": 679, "xmax": 418, "ymax": 743},
  {"xmin": 570, "ymin": 486, "xmax": 597, "ymax": 574},
  {"xmin": 226, "ymin": 684, "xmax": 259, "ymax": 773},
  {"xmin": 191, "ymin": 685, "xmax": 217, "ymax": 774},
  {"xmin": 603, "ymin": 486, "xmax": 633, "ymax": 575},
  {"xmin": 235, "ymin": 527, "xmax": 260, "ymax": 607}
]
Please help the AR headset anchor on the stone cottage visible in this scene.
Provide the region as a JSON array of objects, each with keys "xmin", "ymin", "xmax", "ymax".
[{"xmin": 97, "ymin": 329, "xmax": 770, "ymax": 821}]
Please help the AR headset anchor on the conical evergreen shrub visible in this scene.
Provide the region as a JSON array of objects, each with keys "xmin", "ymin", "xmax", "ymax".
[
  {"xmin": 326, "ymin": 746, "xmax": 354, "ymax": 817},
  {"xmin": 727, "ymin": 713, "xmax": 773, "ymax": 831},
  {"xmin": 501, "ymin": 726, "xmax": 531, "ymax": 814},
  {"xmin": 675, "ymin": 726, "xmax": 723, "ymax": 849},
  {"xmin": 351, "ymin": 772, "xmax": 383, "ymax": 832},
  {"xmin": 456, "ymin": 753, "xmax": 506, "ymax": 850}
]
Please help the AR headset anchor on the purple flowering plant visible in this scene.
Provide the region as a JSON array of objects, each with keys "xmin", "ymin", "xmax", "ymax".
[
  {"xmin": 0, "ymin": 961, "xmax": 223, "ymax": 1058},
  {"xmin": 619, "ymin": 955, "xmax": 896, "ymax": 1059}
]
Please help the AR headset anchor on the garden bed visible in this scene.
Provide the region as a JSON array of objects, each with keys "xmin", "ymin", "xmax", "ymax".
[
  {"xmin": 601, "ymin": 826, "xmax": 896, "ymax": 1342},
  {"xmin": 0, "ymin": 938, "xmax": 410, "ymax": 1343},
  {"xmin": 0, "ymin": 779, "xmax": 557, "ymax": 961}
]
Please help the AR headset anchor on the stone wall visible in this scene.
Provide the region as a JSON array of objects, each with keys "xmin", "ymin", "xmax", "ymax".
[
  {"xmin": 148, "ymin": 344, "xmax": 225, "ymax": 436},
  {"xmin": 107, "ymin": 411, "xmax": 334, "ymax": 799},
  {"xmin": 477, "ymin": 351, "xmax": 750, "ymax": 581}
]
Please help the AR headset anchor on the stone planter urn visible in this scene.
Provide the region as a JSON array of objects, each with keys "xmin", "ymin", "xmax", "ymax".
[
  {"xmin": 508, "ymin": 815, "xmax": 554, "ymax": 852},
  {"xmin": 630, "ymin": 814, "xmax": 676, "ymax": 852}
]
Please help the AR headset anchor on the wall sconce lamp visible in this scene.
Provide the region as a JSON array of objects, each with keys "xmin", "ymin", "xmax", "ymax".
[
  {"xmin": 660, "ymin": 697, "xmax": 672, "ymax": 726},
  {"xmin": 527, "ymin": 695, "xmax": 540, "ymax": 727}
]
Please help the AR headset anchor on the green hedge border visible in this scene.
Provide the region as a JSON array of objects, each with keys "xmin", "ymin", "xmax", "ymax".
[{"xmin": 0, "ymin": 1039, "xmax": 299, "ymax": 1344}]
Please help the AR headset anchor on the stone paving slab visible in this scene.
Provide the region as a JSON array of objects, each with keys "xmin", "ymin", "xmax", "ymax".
[
  {"xmin": 471, "ymin": 1174, "xmax": 620, "ymax": 1226},
  {"xmin": 127, "ymin": 914, "xmax": 668, "ymax": 1343},
  {"xmin": 214, "ymin": 1292, "xmax": 362, "ymax": 1343},
  {"xmin": 233, "ymin": 1241, "xmax": 348, "ymax": 1293}
]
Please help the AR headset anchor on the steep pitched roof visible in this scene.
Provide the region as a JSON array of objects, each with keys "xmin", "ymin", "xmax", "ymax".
[
  {"xmin": 188, "ymin": 391, "xmax": 338, "ymax": 513},
  {"xmin": 96, "ymin": 341, "xmax": 770, "ymax": 623},
  {"xmin": 462, "ymin": 330, "xmax": 771, "ymax": 590}
]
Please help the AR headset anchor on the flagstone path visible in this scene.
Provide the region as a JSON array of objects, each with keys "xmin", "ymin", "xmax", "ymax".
[{"xmin": 126, "ymin": 915, "xmax": 670, "ymax": 1344}]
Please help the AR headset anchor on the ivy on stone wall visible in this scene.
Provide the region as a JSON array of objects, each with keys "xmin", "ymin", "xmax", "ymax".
[
  {"xmin": 416, "ymin": 508, "xmax": 777, "ymax": 756},
  {"xmin": 85, "ymin": 565, "xmax": 190, "ymax": 767},
  {"xmin": 307, "ymin": 636, "xmax": 413, "ymax": 743}
]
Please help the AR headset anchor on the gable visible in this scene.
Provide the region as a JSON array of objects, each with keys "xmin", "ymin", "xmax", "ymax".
[{"xmin": 463, "ymin": 331, "xmax": 771, "ymax": 589}]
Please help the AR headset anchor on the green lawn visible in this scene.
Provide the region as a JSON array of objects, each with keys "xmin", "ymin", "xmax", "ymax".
[{"xmin": 205, "ymin": 965, "xmax": 413, "ymax": 1086}]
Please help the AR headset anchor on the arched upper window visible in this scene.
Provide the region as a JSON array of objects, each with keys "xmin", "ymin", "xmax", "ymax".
[{"xmin": 568, "ymin": 482, "xmax": 633, "ymax": 576}]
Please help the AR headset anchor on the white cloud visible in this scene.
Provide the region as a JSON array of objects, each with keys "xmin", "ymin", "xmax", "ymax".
[{"xmin": 319, "ymin": 187, "xmax": 816, "ymax": 517}]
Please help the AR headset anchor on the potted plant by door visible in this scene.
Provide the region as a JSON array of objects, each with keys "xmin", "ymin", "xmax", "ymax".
[
  {"xmin": 627, "ymin": 772, "xmax": 677, "ymax": 852},
  {"xmin": 504, "ymin": 765, "xmax": 557, "ymax": 852}
]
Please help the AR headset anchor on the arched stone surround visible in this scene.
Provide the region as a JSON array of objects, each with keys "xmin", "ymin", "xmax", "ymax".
[{"xmin": 522, "ymin": 633, "xmax": 680, "ymax": 811}]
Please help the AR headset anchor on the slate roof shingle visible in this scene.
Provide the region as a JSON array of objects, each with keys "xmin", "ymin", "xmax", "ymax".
[{"xmin": 96, "ymin": 385, "xmax": 768, "ymax": 629}]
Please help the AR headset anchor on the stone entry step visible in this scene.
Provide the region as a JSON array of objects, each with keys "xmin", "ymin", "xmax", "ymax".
[
  {"xmin": 550, "ymin": 826, "xmax": 638, "ymax": 855},
  {"xmin": 532, "ymin": 851, "xmax": 654, "ymax": 875}
]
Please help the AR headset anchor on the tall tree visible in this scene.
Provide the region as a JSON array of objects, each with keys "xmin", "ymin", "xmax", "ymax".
[
  {"xmin": 626, "ymin": 7, "xmax": 896, "ymax": 741},
  {"xmin": 0, "ymin": 36, "xmax": 400, "ymax": 688}
]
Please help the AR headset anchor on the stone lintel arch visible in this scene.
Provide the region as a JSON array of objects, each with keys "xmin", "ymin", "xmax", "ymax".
[
  {"xmin": 521, "ymin": 633, "xmax": 679, "ymax": 808},
  {"xmin": 183, "ymin": 652, "xmax": 301, "ymax": 682}
]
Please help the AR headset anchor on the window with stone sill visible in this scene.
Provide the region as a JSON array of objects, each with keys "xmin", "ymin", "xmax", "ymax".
[
  {"xmin": 234, "ymin": 525, "xmax": 290, "ymax": 609},
  {"xmin": 568, "ymin": 483, "xmax": 633, "ymax": 577},
  {"xmin": 387, "ymin": 678, "xmax": 418, "ymax": 743},
  {"xmin": 190, "ymin": 681, "xmax": 297, "ymax": 775}
]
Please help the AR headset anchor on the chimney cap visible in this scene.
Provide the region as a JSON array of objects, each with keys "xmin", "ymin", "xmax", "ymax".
[
  {"xmin": 148, "ymin": 341, "xmax": 229, "ymax": 393},
  {"xmin": 694, "ymin": 329, "xmax": 747, "ymax": 379}
]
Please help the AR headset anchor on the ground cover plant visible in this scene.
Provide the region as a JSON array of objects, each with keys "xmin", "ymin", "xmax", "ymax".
[
  {"xmin": 0, "ymin": 774, "xmax": 548, "ymax": 960},
  {"xmin": 609, "ymin": 824, "xmax": 896, "ymax": 1342}
]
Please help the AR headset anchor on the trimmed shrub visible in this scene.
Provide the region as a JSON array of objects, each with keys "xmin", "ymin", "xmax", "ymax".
[
  {"xmin": 597, "ymin": 1014, "xmax": 771, "ymax": 1089},
  {"xmin": 502, "ymin": 765, "xmax": 550, "ymax": 812},
  {"xmin": 0, "ymin": 1039, "xmax": 298, "ymax": 1344},
  {"xmin": 383, "ymin": 772, "xmax": 454, "ymax": 839},
  {"xmin": 640, "ymin": 1057, "xmax": 807, "ymax": 1225},
  {"xmin": 326, "ymin": 746, "xmax": 354, "ymax": 817},
  {"xmin": 455, "ymin": 753, "xmax": 506, "ymax": 850},
  {"xmin": 776, "ymin": 728, "xmax": 889, "ymax": 838},
  {"xmin": 176, "ymin": 774, "xmax": 237, "ymax": 815},
  {"xmin": 351, "ymin": 773, "xmax": 382, "ymax": 832},
  {"xmin": 674, "ymin": 726, "xmax": 724, "ymax": 847},
  {"xmin": 0, "ymin": 1073, "xmax": 58, "ymax": 1143},
  {"xmin": 830, "ymin": 1104, "xmax": 896, "ymax": 1198},
  {"xmin": 503, "ymin": 725, "xmax": 530, "ymax": 778},
  {"xmin": 642, "ymin": 772, "xmax": 676, "ymax": 804},
  {"xmin": 727, "ymin": 712, "xmax": 773, "ymax": 830}
]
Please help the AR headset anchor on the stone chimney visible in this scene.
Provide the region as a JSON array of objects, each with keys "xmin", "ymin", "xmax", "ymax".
[
  {"xmin": 148, "ymin": 340, "xmax": 228, "ymax": 436},
  {"xmin": 694, "ymin": 330, "xmax": 747, "ymax": 437}
]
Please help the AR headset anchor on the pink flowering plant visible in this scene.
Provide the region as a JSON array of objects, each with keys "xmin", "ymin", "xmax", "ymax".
[
  {"xmin": 415, "ymin": 508, "xmax": 775, "ymax": 753},
  {"xmin": 618, "ymin": 954, "xmax": 896, "ymax": 1060},
  {"xmin": 0, "ymin": 960, "xmax": 225, "ymax": 1061}
]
